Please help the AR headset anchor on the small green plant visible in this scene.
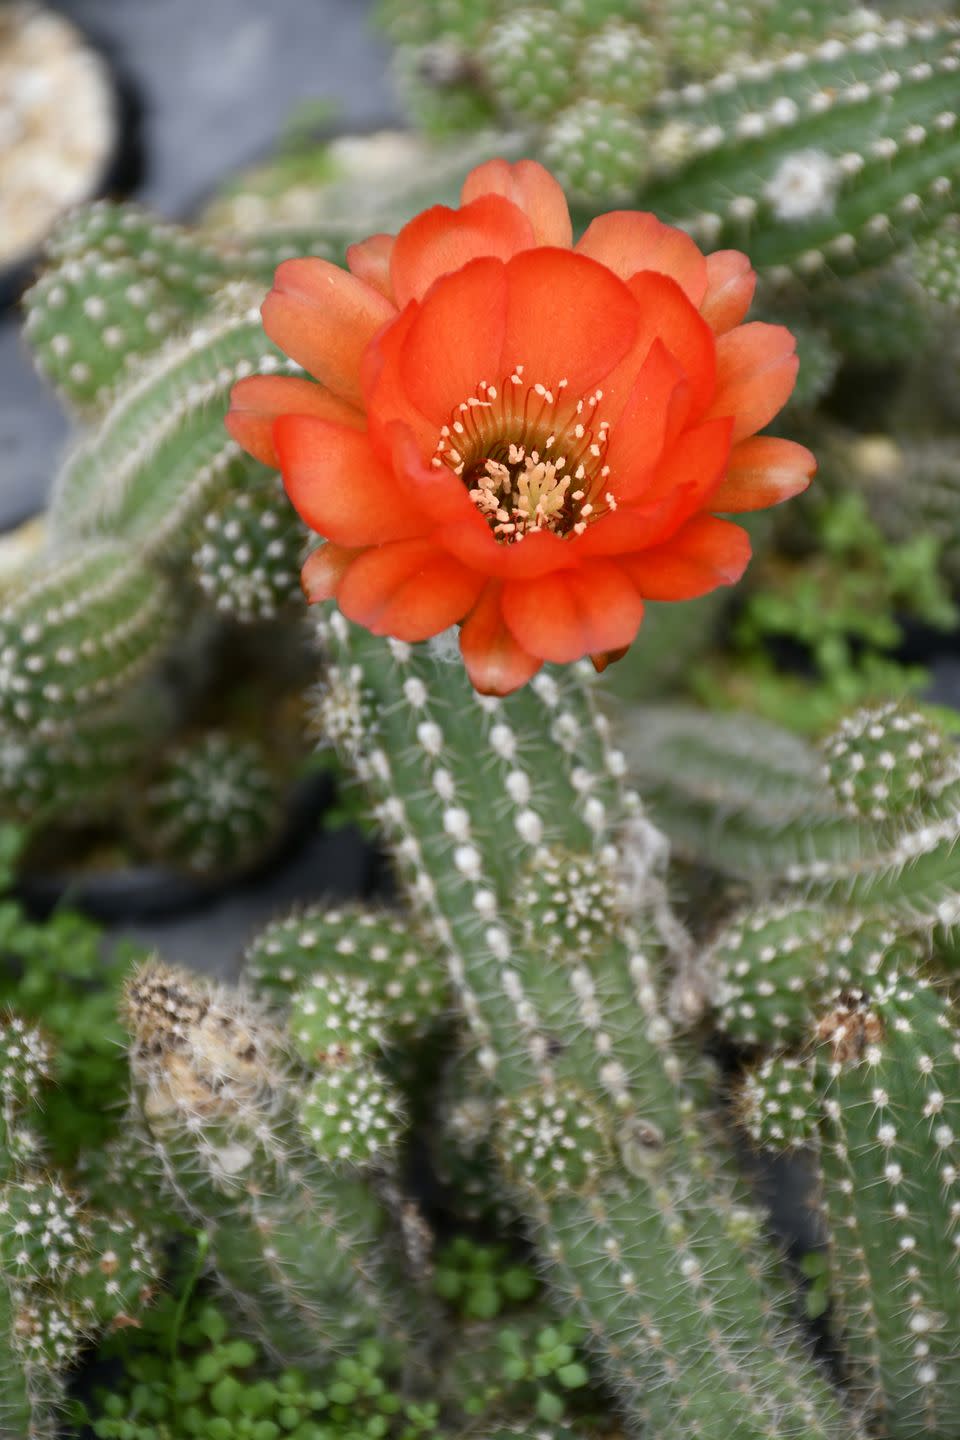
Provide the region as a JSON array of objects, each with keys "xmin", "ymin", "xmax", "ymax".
[{"xmin": 432, "ymin": 1238, "xmax": 538, "ymax": 1321}]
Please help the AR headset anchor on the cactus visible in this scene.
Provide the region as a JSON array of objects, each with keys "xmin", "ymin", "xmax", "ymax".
[
  {"xmin": 0, "ymin": 541, "xmax": 170, "ymax": 738},
  {"xmin": 0, "ymin": 1015, "xmax": 161, "ymax": 1439},
  {"xmin": 623, "ymin": 699, "xmax": 960, "ymax": 927},
  {"xmin": 244, "ymin": 902, "xmax": 449, "ymax": 1040},
  {"xmin": 739, "ymin": 953, "xmax": 960, "ymax": 1436},
  {"xmin": 643, "ymin": 18, "xmax": 960, "ymax": 276},
  {"xmin": 122, "ymin": 959, "xmax": 421, "ymax": 1366},
  {"xmin": 306, "ymin": 612, "xmax": 859, "ymax": 1439},
  {"xmin": 191, "ymin": 469, "xmax": 306, "ymax": 623},
  {"xmin": 21, "ymin": 204, "xmax": 230, "ymax": 412},
  {"xmin": 376, "ymin": 4, "xmax": 960, "ymax": 280},
  {"xmin": 136, "ymin": 730, "xmax": 286, "ymax": 876},
  {"xmin": 49, "ymin": 287, "xmax": 292, "ymax": 565}
]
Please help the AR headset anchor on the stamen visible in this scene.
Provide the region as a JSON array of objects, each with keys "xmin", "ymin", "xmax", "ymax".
[{"xmin": 430, "ymin": 370, "xmax": 618, "ymax": 544}]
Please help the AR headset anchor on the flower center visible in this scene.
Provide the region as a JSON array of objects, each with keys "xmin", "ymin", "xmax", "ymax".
[{"xmin": 431, "ymin": 366, "xmax": 618, "ymax": 543}]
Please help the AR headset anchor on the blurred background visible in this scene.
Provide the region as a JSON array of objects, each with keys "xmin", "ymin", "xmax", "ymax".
[{"xmin": 0, "ymin": 0, "xmax": 398, "ymax": 530}]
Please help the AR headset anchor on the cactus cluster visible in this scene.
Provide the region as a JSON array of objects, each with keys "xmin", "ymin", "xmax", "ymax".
[
  {"xmin": 0, "ymin": 1015, "xmax": 160, "ymax": 1439},
  {"xmin": 14, "ymin": 6, "xmax": 960, "ymax": 1433},
  {"xmin": 377, "ymin": 2, "xmax": 960, "ymax": 279}
]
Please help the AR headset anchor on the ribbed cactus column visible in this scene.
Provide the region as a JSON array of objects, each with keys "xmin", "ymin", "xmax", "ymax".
[
  {"xmin": 742, "ymin": 955, "xmax": 960, "ymax": 1437},
  {"xmin": 625, "ymin": 701, "xmax": 960, "ymax": 931},
  {"xmin": 122, "ymin": 960, "xmax": 419, "ymax": 1367},
  {"xmin": 315, "ymin": 611, "xmax": 859, "ymax": 1439},
  {"xmin": 0, "ymin": 541, "xmax": 170, "ymax": 737},
  {"xmin": 49, "ymin": 286, "xmax": 296, "ymax": 562},
  {"xmin": 644, "ymin": 17, "xmax": 960, "ymax": 277}
]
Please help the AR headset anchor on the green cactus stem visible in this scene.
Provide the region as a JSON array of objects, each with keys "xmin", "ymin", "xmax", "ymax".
[
  {"xmin": 741, "ymin": 958, "xmax": 960, "ymax": 1436},
  {"xmin": 123, "ymin": 960, "xmax": 420, "ymax": 1366},
  {"xmin": 643, "ymin": 17, "xmax": 960, "ymax": 277},
  {"xmin": 50, "ymin": 287, "xmax": 294, "ymax": 566},
  {"xmin": 245, "ymin": 902, "xmax": 449, "ymax": 1041},
  {"xmin": 313, "ymin": 612, "xmax": 861, "ymax": 1439},
  {"xmin": 0, "ymin": 542, "xmax": 170, "ymax": 739}
]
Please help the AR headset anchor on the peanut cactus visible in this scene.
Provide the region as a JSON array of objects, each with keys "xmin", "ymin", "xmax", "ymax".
[
  {"xmin": 300, "ymin": 612, "xmax": 860, "ymax": 1440},
  {"xmin": 378, "ymin": 2, "xmax": 960, "ymax": 281},
  {"xmin": 122, "ymin": 959, "xmax": 423, "ymax": 1366},
  {"xmin": 0, "ymin": 1016, "xmax": 161, "ymax": 1440},
  {"xmin": 740, "ymin": 956, "xmax": 960, "ymax": 1437}
]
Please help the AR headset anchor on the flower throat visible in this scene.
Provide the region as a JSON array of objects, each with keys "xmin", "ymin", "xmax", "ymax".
[{"xmin": 431, "ymin": 366, "xmax": 618, "ymax": 543}]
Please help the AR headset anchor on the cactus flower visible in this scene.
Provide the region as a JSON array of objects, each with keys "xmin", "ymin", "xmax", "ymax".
[{"xmin": 227, "ymin": 158, "xmax": 813, "ymax": 694}]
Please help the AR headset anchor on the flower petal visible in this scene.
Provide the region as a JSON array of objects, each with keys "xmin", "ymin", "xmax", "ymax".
[
  {"xmin": 461, "ymin": 159, "xmax": 573, "ymax": 248},
  {"xmin": 714, "ymin": 436, "xmax": 816, "ymax": 512},
  {"xmin": 438, "ymin": 510, "xmax": 579, "ymax": 579},
  {"xmin": 502, "ymin": 559, "xmax": 644, "ymax": 664},
  {"xmin": 226, "ymin": 375, "xmax": 364, "ymax": 468},
  {"xmin": 458, "ymin": 581, "xmax": 542, "ymax": 695},
  {"xmin": 619, "ymin": 514, "xmax": 750, "ymax": 600},
  {"xmin": 576, "ymin": 211, "xmax": 708, "ymax": 306},
  {"xmin": 579, "ymin": 416, "xmax": 734, "ymax": 556},
  {"xmin": 499, "ymin": 248, "xmax": 638, "ymax": 397},
  {"xmin": 301, "ymin": 542, "xmax": 361, "ymax": 603},
  {"xmin": 262, "ymin": 258, "xmax": 396, "ymax": 405},
  {"xmin": 600, "ymin": 271, "xmax": 716, "ymax": 426},
  {"xmin": 274, "ymin": 416, "xmax": 423, "ymax": 546},
  {"xmin": 362, "ymin": 302, "xmax": 439, "ymax": 461},
  {"xmin": 700, "ymin": 250, "xmax": 756, "ymax": 333},
  {"xmin": 706, "ymin": 322, "xmax": 799, "ymax": 443},
  {"xmin": 602, "ymin": 340, "xmax": 688, "ymax": 503},
  {"xmin": 346, "ymin": 233, "xmax": 396, "ymax": 301},
  {"xmin": 337, "ymin": 539, "xmax": 485, "ymax": 641},
  {"xmin": 390, "ymin": 195, "xmax": 535, "ymax": 307},
  {"xmin": 398, "ymin": 257, "xmax": 508, "ymax": 426}
]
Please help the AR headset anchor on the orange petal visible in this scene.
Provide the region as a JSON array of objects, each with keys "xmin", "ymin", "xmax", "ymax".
[
  {"xmin": 576, "ymin": 211, "xmax": 708, "ymax": 306},
  {"xmin": 499, "ymin": 248, "xmax": 638, "ymax": 397},
  {"xmin": 706, "ymin": 322, "xmax": 799, "ymax": 443},
  {"xmin": 274, "ymin": 416, "xmax": 423, "ymax": 546},
  {"xmin": 226, "ymin": 375, "xmax": 364, "ymax": 468},
  {"xmin": 301, "ymin": 542, "xmax": 361, "ymax": 603},
  {"xmin": 438, "ymin": 510, "xmax": 578, "ymax": 580},
  {"xmin": 346, "ymin": 233, "xmax": 396, "ymax": 302},
  {"xmin": 700, "ymin": 251, "xmax": 756, "ymax": 333},
  {"xmin": 390, "ymin": 195, "xmax": 535, "ymax": 307},
  {"xmin": 714, "ymin": 436, "xmax": 816, "ymax": 512},
  {"xmin": 458, "ymin": 581, "xmax": 542, "ymax": 695},
  {"xmin": 399, "ymin": 256, "xmax": 508, "ymax": 426},
  {"xmin": 461, "ymin": 159, "xmax": 573, "ymax": 248},
  {"xmin": 600, "ymin": 272, "xmax": 715, "ymax": 426},
  {"xmin": 362, "ymin": 302, "xmax": 439, "ymax": 461},
  {"xmin": 502, "ymin": 560, "xmax": 644, "ymax": 664},
  {"xmin": 337, "ymin": 538, "xmax": 485, "ymax": 642},
  {"xmin": 580, "ymin": 417, "xmax": 734, "ymax": 556},
  {"xmin": 619, "ymin": 514, "xmax": 750, "ymax": 600},
  {"xmin": 261, "ymin": 258, "xmax": 395, "ymax": 405},
  {"xmin": 603, "ymin": 341, "xmax": 688, "ymax": 502}
]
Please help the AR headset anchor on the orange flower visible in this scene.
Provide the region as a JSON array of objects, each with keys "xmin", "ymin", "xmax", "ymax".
[{"xmin": 227, "ymin": 159, "xmax": 814, "ymax": 695}]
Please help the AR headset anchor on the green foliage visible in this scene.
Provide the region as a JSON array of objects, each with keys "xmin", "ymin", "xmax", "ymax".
[
  {"xmin": 0, "ymin": 826, "xmax": 135, "ymax": 1165},
  {"xmin": 432, "ymin": 1239, "xmax": 538, "ymax": 1321},
  {"xmin": 77, "ymin": 1300, "xmax": 439, "ymax": 1440},
  {"xmin": 689, "ymin": 491, "xmax": 957, "ymax": 733}
]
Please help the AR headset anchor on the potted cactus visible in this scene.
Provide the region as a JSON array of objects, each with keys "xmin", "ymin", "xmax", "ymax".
[{"xmin": 6, "ymin": 4, "xmax": 960, "ymax": 1436}]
